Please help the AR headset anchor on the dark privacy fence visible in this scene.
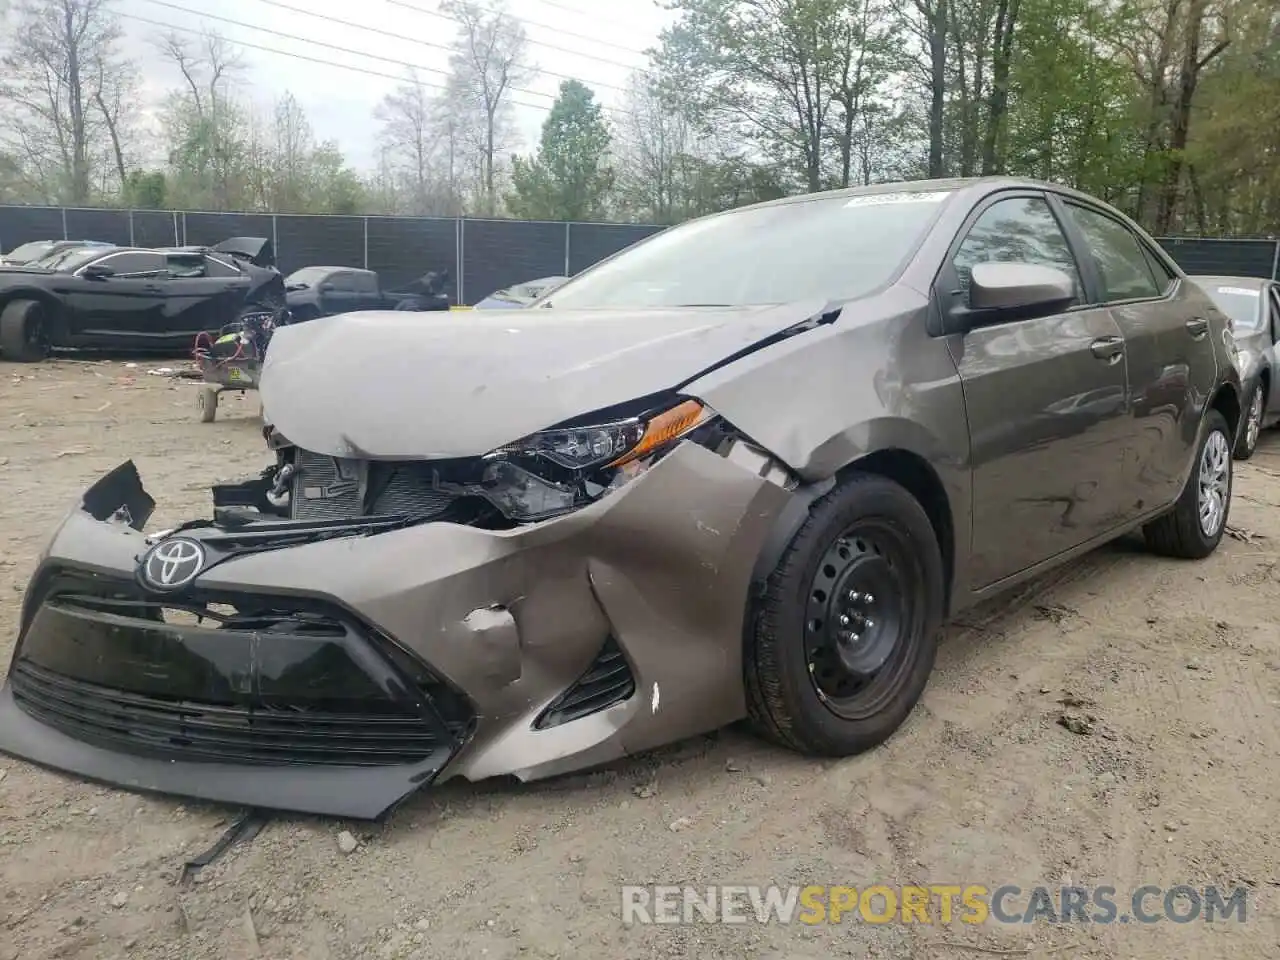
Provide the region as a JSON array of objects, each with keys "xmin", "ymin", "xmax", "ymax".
[
  {"xmin": 0, "ymin": 206, "xmax": 665, "ymax": 305},
  {"xmin": 2, "ymin": 205, "xmax": 1277, "ymax": 303}
]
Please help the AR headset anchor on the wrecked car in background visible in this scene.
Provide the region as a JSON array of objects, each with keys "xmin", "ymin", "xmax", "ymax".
[
  {"xmin": 0, "ymin": 239, "xmax": 114, "ymax": 267},
  {"xmin": 473, "ymin": 275, "xmax": 569, "ymax": 309},
  {"xmin": 0, "ymin": 178, "xmax": 1241, "ymax": 819},
  {"xmin": 284, "ymin": 265, "xmax": 452, "ymax": 319},
  {"xmin": 0, "ymin": 237, "xmax": 285, "ymax": 361},
  {"xmin": 1189, "ymin": 275, "xmax": 1280, "ymax": 460}
]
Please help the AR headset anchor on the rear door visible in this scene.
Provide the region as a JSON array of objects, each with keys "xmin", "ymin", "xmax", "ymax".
[
  {"xmin": 941, "ymin": 191, "xmax": 1132, "ymax": 587},
  {"xmin": 65, "ymin": 251, "xmax": 166, "ymax": 336},
  {"xmin": 1055, "ymin": 200, "xmax": 1217, "ymax": 515}
]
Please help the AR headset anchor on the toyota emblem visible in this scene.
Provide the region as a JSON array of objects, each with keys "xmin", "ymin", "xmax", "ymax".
[{"xmin": 140, "ymin": 537, "xmax": 206, "ymax": 590}]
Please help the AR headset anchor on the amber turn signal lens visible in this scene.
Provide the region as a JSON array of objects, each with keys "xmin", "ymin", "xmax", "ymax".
[{"xmin": 608, "ymin": 399, "xmax": 711, "ymax": 467}]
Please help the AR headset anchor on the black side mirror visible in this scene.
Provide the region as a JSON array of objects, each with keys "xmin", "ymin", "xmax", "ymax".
[
  {"xmin": 955, "ymin": 262, "xmax": 1076, "ymax": 330},
  {"xmin": 81, "ymin": 263, "xmax": 114, "ymax": 280}
]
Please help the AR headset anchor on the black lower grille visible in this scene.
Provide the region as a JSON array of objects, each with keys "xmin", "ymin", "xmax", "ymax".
[
  {"xmin": 11, "ymin": 568, "xmax": 474, "ymax": 767},
  {"xmin": 11, "ymin": 661, "xmax": 442, "ymax": 766},
  {"xmin": 534, "ymin": 637, "xmax": 636, "ymax": 729}
]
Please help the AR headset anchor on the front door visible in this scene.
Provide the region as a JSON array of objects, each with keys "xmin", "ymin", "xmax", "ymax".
[
  {"xmin": 941, "ymin": 192, "xmax": 1132, "ymax": 588},
  {"xmin": 64, "ymin": 251, "xmax": 167, "ymax": 338},
  {"xmin": 319, "ymin": 272, "xmax": 362, "ymax": 315}
]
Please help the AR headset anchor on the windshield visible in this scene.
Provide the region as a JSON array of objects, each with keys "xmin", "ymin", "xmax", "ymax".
[
  {"xmin": 1202, "ymin": 283, "xmax": 1263, "ymax": 331},
  {"xmin": 544, "ymin": 191, "xmax": 953, "ymax": 309},
  {"xmin": 286, "ymin": 267, "xmax": 332, "ymax": 287},
  {"xmin": 32, "ymin": 247, "xmax": 106, "ymax": 272},
  {"xmin": 5, "ymin": 241, "xmax": 55, "ymax": 262}
]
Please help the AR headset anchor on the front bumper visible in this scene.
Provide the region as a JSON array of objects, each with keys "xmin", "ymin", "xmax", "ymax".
[{"xmin": 0, "ymin": 442, "xmax": 791, "ymax": 818}]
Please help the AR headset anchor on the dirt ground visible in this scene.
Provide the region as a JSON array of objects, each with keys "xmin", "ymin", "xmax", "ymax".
[{"xmin": 1, "ymin": 358, "xmax": 1278, "ymax": 960}]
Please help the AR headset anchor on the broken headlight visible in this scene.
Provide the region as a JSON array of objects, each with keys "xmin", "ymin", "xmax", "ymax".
[{"xmin": 480, "ymin": 399, "xmax": 715, "ymax": 520}]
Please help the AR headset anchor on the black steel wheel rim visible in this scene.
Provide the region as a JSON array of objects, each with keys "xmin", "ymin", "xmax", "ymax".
[{"xmin": 803, "ymin": 519, "xmax": 922, "ymax": 721}]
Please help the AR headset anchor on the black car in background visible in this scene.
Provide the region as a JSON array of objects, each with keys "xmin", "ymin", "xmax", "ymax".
[
  {"xmin": 285, "ymin": 265, "xmax": 451, "ymax": 319},
  {"xmin": 0, "ymin": 238, "xmax": 285, "ymax": 361},
  {"xmin": 0, "ymin": 239, "xmax": 114, "ymax": 267}
]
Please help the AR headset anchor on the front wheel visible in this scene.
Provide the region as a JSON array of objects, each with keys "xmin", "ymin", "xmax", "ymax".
[
  {"xmin": 745, "ymin": 473, "xmax": 944, "ymax": 757},
  {"xmin": 1143, "ymin": 408, "xmax": 1231, "ymax": 559},
  {"xmin": 1234, "ymin": 381, "xmax": 1263, "ymax": 460}
]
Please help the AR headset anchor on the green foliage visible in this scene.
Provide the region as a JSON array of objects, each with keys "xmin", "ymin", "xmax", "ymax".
[
  {"xmin": 508, "ymin": 80, "xmax": 614, "ymax": 221},
  {"xmin": 0, "ymin": 0, "xmax": 1276, "ymax": 234},
  {"xmin": 124, "ymin": 171, "xmax": 167, "ymax": 209}
]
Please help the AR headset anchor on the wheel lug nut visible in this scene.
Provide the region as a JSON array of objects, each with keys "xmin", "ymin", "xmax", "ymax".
[
  {"xmin": 847, "ymin": 590, "xmax": 860, "ymax": 601},
  {"xmin": 839, "ymin": 614, "xmax": 850, "ymax": 626},
  {"xmin": 863, "ymin": 593, "xmax": 874, "ymax": 604},
  {"xmin": 864, "ymin": 618, "xmax": 875, "ymax": 629}
]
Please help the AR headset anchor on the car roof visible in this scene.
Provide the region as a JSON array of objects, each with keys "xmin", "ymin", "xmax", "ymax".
[
  {"xmin": 1188, "ymin": 275, "xmax": 1271, "ymax": 289},
  {"xmin": 739, "ymin": 176, "xmax": 1109, "ymax": 214},
  {"xmin": 293, "ymin": 265, "xmax": 372, "ymax": 273}
]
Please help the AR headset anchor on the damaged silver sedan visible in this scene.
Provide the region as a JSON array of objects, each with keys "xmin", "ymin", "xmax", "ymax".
[{"xmin": 0, "ymin": 178, "xmax": 1241, "ymax": 818}]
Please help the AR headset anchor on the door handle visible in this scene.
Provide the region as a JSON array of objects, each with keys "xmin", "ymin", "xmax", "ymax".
[
  {"xmin": 143, "ymin": 284, "xmax": 164, "ymax": 293},
  {"xmin": 1186, "ymin": 317, "xmax": 1208, "ymax": 338},
  {"xmin": 1090, "ymin": 336, "xmax": 1125, "ymax": 361}
]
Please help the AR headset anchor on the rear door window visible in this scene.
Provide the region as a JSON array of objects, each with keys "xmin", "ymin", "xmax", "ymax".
[{"xmin": 1061, "ymin": 203, "xmax": 1162, "ymax": 303}]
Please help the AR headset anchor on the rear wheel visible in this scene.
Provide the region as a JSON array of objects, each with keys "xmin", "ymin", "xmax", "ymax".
[
  {"xmin": 0, "ymin": 299, "xmax": 51, "ymax": 362},
  {"xmin": 1234, "ymin": 381, "xmax": 1263, "ymax": 460},
  {"xmin": 1143, "ymin": 408, "xmax": 1231, "ymax": 559},
  {"xmin": 745, "ymin": 473, "xmax": 944, "ymax": 756}
]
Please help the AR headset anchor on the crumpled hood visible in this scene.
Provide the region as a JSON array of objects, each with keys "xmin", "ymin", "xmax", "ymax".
[{"xmin": 260, "ymin": 301, "xmax": 828, "ymax": 458}]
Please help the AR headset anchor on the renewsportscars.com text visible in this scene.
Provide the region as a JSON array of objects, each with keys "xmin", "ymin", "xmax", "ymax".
[{"xmin": 620, "ymin": 884, "xmax": 1249, "ymax": 925}]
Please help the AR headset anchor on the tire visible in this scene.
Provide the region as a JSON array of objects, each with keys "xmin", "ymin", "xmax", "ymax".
[
  {"xmin": 1234, "ymin": 380, "xmax": 1263, "ymax": 460},
  {"xmin": 1142, "ymin": 408, "xmax": 1231, "ymax": 559},
  {"xmin": 197, "ymin": 385, "xmax": 218, "ymax": 423},
  {"xmin": 745, "ymin": 472, "xmax": 944, "ymax": 756},
  {"xmin": 0, "ymin": 298, "xmax": 51, "ymax": 362}
]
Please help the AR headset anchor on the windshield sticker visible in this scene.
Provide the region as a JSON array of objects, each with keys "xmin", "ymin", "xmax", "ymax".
[
  {"xmin": 845, "ymin": 191, "xmax": 950, "ymax": 208},
  {"xmin": 1217, "ymin": 286, "xmax": 1260, "ymax": 297}
]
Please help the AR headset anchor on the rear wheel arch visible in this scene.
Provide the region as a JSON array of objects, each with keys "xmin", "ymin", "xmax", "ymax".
[{"xmin": 1211, "ymin": 382, "xmax": 1242, "ymax": 442}]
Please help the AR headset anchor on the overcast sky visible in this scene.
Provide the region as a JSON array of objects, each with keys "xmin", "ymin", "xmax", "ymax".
[{"xmin": 114, "ymin": 0, "xmax": 675, "ymax": 169}]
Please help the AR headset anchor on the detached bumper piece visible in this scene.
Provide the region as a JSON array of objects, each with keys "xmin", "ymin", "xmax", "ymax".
[{"xmin": 0, "ymin": 568, "xmax": 474, "ymax": 818}]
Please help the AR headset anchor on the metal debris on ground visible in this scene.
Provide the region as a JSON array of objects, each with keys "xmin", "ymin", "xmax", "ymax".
[
  {"xmin": 1057, "ymin": 713, "xmax": 1097, "ymax": 736},
  {"xmin": 1033, "ymin": 603, "xmax": 1077, "ymax": 624},
  {"xmin": 177, "ymin": 809, "xmax": 271, "ymax": 885},
  {"xmin": 1226, "ymin": 525, "xmax": 1263, "ymax": 543}
]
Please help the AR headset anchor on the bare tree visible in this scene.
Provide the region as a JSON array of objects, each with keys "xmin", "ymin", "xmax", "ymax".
[
  {"xmin": 441, "ymin": 0, "xmax": 534, "ymax": 215},
  {"xmin": 375, "ymin": 71, "xmax": 440, "ymax": 214},
  {"xmin": 0, "ymin": 0, "xmax": 137, "ymax": 202},
  {"xmin": 614, "ymin": 74, "xmax": 697, "ymax": 222},
  {"xmin": 157, "ymin": 30, "xmax": 247, "ymax": 209},
  {"xmin": 271, "ymin": 91, "xmax": 313, "ymax": 210}
]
